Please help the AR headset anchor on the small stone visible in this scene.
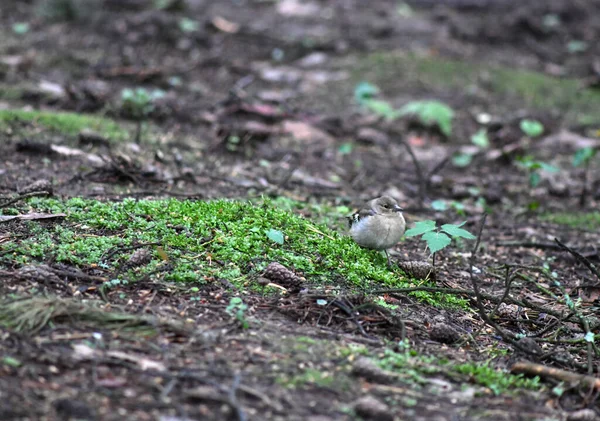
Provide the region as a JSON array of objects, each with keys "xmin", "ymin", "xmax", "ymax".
[
  {"xmin": 357, "ymin": 127, "xmax": 389, "ymax": 145},
  {"xmin": 567, "ymin": 409, "xmax": 598, "ymax": 421},
  {"xmin": 354, "ymin": 396, "xmax": 393, "ymax": 421},
  {"xmin": 429, "ymin": 322, "xmax": 461, "ymax": 344},
  {"xmin": 351, "ymin": 357, "xmax": 397, "ymax": 384}
]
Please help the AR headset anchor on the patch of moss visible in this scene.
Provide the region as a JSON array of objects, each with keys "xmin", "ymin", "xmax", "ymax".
[
  {"xmin": 353, "ymin": 52, "xmax": 600, "ymax": 125},
  {"xmin": 2, "ymin": 197, "xmax": 466, "ymax": 307},
  {"xmin": 378, "ymin": 349, "xmax": 542, "ymax": 395},
  {"xmin": 540, "ymin": 211, "xmax": 600, "ymax": 230},
  {"xmin": 0, "ymin": 109, "xmax": 128, "ymax": 140}
]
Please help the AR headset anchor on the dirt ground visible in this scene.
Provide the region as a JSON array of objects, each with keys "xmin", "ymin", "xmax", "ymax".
[{"xmin": 2, "ymin": 0, "xmax": 600, "ymax": 420}]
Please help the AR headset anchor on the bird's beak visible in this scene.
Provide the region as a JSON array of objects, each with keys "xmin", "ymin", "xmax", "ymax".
[{"xmin": 393, "ymin": 205, "xmax": 403, "ymax": 212}]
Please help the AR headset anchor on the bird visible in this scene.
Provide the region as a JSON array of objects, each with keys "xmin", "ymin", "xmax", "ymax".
[{"xmin": 348, "ymin": 195, "xmax": 406, "ymax": 266}]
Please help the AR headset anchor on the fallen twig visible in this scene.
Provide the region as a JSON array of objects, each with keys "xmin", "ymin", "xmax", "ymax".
[{"xmin": 511, "ymin": 361, "xmax": 600, "ymax": 390}]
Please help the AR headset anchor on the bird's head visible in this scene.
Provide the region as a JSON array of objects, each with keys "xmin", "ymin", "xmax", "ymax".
[{"xmin": 374, "ymin": 196, "xmax": 403, "ymax": 214}]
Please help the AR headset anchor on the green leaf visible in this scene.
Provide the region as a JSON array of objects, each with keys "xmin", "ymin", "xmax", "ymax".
[
  {"xmin": 179, "ymin": 17, "xmax": 199, "ymax": 33},
  {"xmin": 354, "ymin": 82, "xmax": 380, "ymax": 104},
  {"xmin": 441, "ymin": 223, "xmax": 476, "ymax": 240},
  {"xmin": 573, "ymin": 147, "xmax": 596, "ymax": 167},
  {"xmin": 452, "ymin": 153, "xmax": 473, "ymax": 168},
  {"xmin": 585, "ymin": 331, "xmax": 595, "ymax": 343},
  {"xmin": 2, "ymin": 356, "xmax": 21, "ymax": 367},
  {"xmin": 539, "ymin": 162, "xmax": 559, "ymax": 173},
  {"xmin": 363, "ymin": 99, "xmax": 397, "ymax": 119},
  {"xmin": 12, "ymin": 23, "xmax": 30, "ymax": 35},
  {"xmin": 422, "ymin": 231, "xmax": 451, "ymax": 253},
  {"xmin": 529, "ymin": 172, "xmax": 541, "ymax": 187},
  {"xmin": 567, "ymin": 40, "xmax": 588, "ymax": 54},
  {"xmin": 338, "ymin": 142, "xmax": 353, "ymax": 155},
  {"xmin": 471, "ymin": 129, "xmax": 489, "ymax": 148},
  {"xmin": 405, "ymin": 220, "xmax": 437, "ymax": 237},
  {"xmin": 519, "ymin": 119, "xmax": 544, "ymax": 137},
  {"xmin": 265, "ymin": 229, "xmax": 284, "ymax": 245},
  {"xmin": 431, "ymin": 200, "xmax": 448, "ymax": 211},
  {"xmin": 398, "ymin": 100, "xmax": 454, "ymax": 137}
]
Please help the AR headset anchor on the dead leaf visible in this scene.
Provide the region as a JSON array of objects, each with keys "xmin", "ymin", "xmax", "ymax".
[
  {"xmin": 281, "ymin": 120, "xmax": 334, "ymax": 144},
  {"xmin": 0, "ymin": 213, "xmax": 66, "ymax": 223},
  {"xmin": 211, "ymin": 16, "xmax": 240, "ymax": 33},
  {"xmin": 106, "ymin": 350, "xmax": 166, "ymax": 372},
  {"xmin": 277, "ymin": 0, "xmax": 320, "ymax": 16}
]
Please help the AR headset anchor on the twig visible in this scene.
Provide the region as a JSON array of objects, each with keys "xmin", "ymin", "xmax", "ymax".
[
  {"xmin": 0, "ymin": 191, "xmax": 51, "ymax": 208},
  {"xmin": 555, "ymin": 238, "xmax": 600, "ymax": 280},
  {"xmin": 227, "ymin": 373, "xmax": 246, "ymax": 421},
  {"xmin": 511, "ymin": 362, "xmax": 600, "ymax": 390}
]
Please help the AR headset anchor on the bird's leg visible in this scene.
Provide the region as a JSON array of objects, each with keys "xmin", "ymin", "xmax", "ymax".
[{"xmin": 385, "ymin": 249, "xmax": 392, "ymax": 267}]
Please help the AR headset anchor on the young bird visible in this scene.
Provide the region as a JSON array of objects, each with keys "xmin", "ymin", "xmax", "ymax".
[{"xmin": 348, "ymin": 196, "xmax": 405, "ymax": 266}]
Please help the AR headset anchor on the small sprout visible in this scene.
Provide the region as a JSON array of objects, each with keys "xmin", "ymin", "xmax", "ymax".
[
  {"xmin": 265, "ymin": 228, "xmax": 284, "ymax": 245},
  {"xmin": 452, "ymin": 152, "xmax": 473, "ymax": 168},
  {"xmin": 471, "ymin": 129, "xmax": 489, "ymax": 148},
  {"xmin": 567, "ymin": 40, "xmax": 588, "ymax": 54},
  {"xmin": 226, "ymin": 297, "xmax": 249, "ymax": 329},
  {"xmin": 573, "ymin": 147, "xmax": 596, "ymax": 167},
  {"xmin": 338, "ymin": 142, "xmax": 353, "ymax": 155},
  {"xmin": 354, "ymin": 81, "xmax": 380, "ymax": 104},
  {"xmin": 2, "ymin": 356, "xmax": 21, "ymax": 367},
  {"xmin": 120, "ymin": 88, "xmax": 165, "ymax": 120},
  {"xmin": 398, "ymin": 100, "xmax": 454, "ymax": 137},
  {"xmin": 542, "ymin": 14, "xmax": 561, "ymax": 29},
  {"xmin": 516, "ymin": 156, "xmax": 559, "ymax": 187},
  {"xmin": 519, "ymin": 119, "xmax": 544, "ymax": 137},
  {"xmin": 12, "ymin": 23, "xmax": 30, "ymax": 35},
  {"xmin": 179, "ymin": 17, "xmax": 199, "ymax": 33}
]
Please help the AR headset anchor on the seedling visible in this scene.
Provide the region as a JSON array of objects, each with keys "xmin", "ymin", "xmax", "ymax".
[
  {"xmin": 519, "ymin": 119, "xmax": 544, "ymax": 138},
  {"xmin": 353, "ymin": 82, "xmax": 455, "ymax": 136},
  {"xmin": 405, "ymin": 220, "xmax": 475, "ymax": 266},
  {"xmin": 397, "ymin": 100, "xmax": 454, "ymax": 137},
  {"xmin": 515, "ymin": 155, "xmax": 559, "ymax": 188},
  {"xmin": 120, "ymin": 87, "xmax": 165, "ymax": 142},
  {"xmin": 226, "ymin": 297, "xmax": 249, "ymax": 329}
]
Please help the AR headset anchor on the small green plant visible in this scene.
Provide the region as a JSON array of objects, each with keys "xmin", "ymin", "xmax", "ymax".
[
  {"xmin": 519, "ymin": 119, "xmax": 544, "ymax": 137},
  {"xmin": 452, "ymin": 129, "xmax": 489, "ymax": 167},
  {"xmin": 178, "ymin": 17, "xmax": 199, "ymax": 33},
  {"xmin": 120, "ymin": 88, "xmax": 165, "ymax": 141},
  {"xmin": 573, "ymin": 147, "xmax": 596, "ymax": 168},
  {"xmin": 353, "ymin": 82, "xmax": 454, "ymax": 136},
  {"xmin": 354, "ymin": 81, "xmax": 397, "ymax": 119},
  {"xmin": 12, "ymin": 23, "xmax": 30, "ymax": 35},
  {"xmin": 516, "ymin": 156, "xmax": 559, "ymax": 188},
  {"xmin": 405, "ymin": 220, "xmax": 475, "ymax": 265},
  {"xmin": 226, "ymin": 297, "xmax": 249, "ymax": 329},
  {"xmin": 397, "ymin": 100, "xmax": 454, "ymax": 137}
]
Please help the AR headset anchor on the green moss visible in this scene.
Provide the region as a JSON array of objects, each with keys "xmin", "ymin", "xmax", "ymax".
[
  {"xmin": 378, "ymin": 349, "xmax": 542, "ymax": 395},
  {"xmin": 2, "ymin": 197, "xmax": 466, "ymax": 307},
  {"xmin": 353, "ymin": 52, "xmax": 600, "ymax": 125},
  {"xmin": 0, "ymin": 109, "xmax": 128, "ymax": 140},
  {"xmin": 540, "ymin": 211, "xmax": 600, "ymax": 229}
]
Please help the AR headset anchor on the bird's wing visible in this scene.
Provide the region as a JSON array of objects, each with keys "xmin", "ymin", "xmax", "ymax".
[{"xmin": 348, "ymin": 205, "xmax": 376, "ymax": 227}]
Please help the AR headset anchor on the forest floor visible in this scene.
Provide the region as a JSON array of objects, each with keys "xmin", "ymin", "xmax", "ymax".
[{"xmin": 2, "ymin": 0, "xmax": 600, "ymax": 420}]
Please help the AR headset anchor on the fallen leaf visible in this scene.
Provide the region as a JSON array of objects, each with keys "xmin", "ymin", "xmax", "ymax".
[
  {"xmin": 0, "ymin": 213, "xmax": 66, "ymax": 223},
  {"xmin": 211, "ymin": 16, "xmax": 240, "ymax": 33}
]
